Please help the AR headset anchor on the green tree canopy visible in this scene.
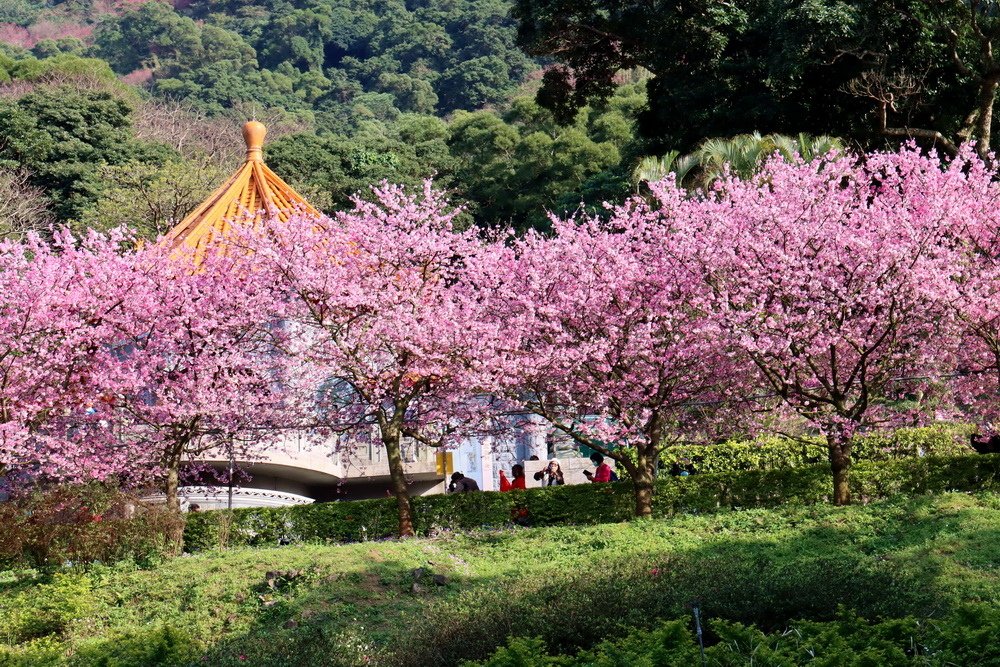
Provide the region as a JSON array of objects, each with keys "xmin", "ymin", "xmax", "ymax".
[
  {"xmin": 0, "ymin": 87, "xmax": 174, "ymax": 223},
  {"xmin": 448, "ymin": 91, "xmax": 637, "ymax": 231},
  {"xmin": 265, "ymin": 115, "xmax": 455, "ymax": 211},
  {"xmin": 93, "ymin": 0, "xmax": 536, "ymax": 120},
  {"xmin": 514, "ymin": 0, "xmax": 998, "ymax": 154}
]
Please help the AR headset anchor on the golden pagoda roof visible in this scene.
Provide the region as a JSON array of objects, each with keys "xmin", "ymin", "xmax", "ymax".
[{"xmin": 163, "ymin": 121, "xmax": 321, "ymax": 263}]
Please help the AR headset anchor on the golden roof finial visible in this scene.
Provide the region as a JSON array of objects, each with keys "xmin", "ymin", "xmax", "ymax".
[
  {"xmin": 242, "ymin": 120, "xmax": 266, "ymax": 162},
  {"xmin": 162, "ymin": 119, "xmax": 320, "ymax": 263}
]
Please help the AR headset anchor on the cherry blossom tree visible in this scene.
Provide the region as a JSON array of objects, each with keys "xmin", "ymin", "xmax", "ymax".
[
  {"xmin": 241, "ymin": 183, "xmax": 501, "ymax": 537},
  {"xmin": 0, "ymin": 227, "xmax": 296, "ymax": 514},
  {"xmin": 672, "ymin": 146, "xmax": 967, "ymax": 504},
  {"xmin": 104, "ymin": 240, "xmax": 298, "ymax": 513},
  {"xmin": 0, "ymin": 230, "xmax": 139, "ymax": 486},
  {"xmin": 471, "ymin": 211, "xmax": 745, "ymax": 517},
  {"xmin": 932, "ymin": 156, "xmax": 1000, "ymax": 430}
]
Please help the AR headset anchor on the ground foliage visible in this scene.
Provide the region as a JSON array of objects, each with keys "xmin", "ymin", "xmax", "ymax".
[
  {"xmin": 661, "ymin": 423, "xmax": 974, "ymax": 475},
  {"xmin": 470, "ymin": 605, "xmax": 1000, "ymax": 666},
  {"xmin": 2, "ymin": 492, "xmax": 999, "ymax": 665}
]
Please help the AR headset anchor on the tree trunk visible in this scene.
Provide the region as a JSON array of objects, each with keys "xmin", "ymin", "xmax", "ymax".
[
  {"xmin": 633, "ymin": 469, "xmax": 654, "ymax": 518},
  {"xmin": 383, "ymin": 427, "xmax": 415, "ymax": 537},
  {"xmin": 162, "ymin": 435, "xmax": 189, "ymax": 513},
  {"xmin": 629, "ymin": 450, "xmax": 656, "ymax": 518},
  {"xmin": 165, "ymin": 463, "xmax": 181, "ymax": 514},
  {"xmin": 975, "ymin": 76, "xmax": 999, "ymax": 159},
  {"xmin": 163, "ymin": 447, "xmax": 185, "ymax": 550},
  {"xmin": 827, "ymin": 434, "xmax": 852, "ymax": 506}
]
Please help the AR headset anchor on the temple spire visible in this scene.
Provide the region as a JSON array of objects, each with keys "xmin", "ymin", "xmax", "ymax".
[{"xmin": 162, "ymin": 120, "xmax": 320, "ymax": 264}]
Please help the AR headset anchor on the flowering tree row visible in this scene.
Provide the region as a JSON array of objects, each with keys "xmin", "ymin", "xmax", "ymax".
[
  {"xmin": 471, "ymin": 145, "xmax": 1000, "ymax": 512},
  {"xmin": 3, "ymin": 145, "xmax": 1000, "ymax": 535}
]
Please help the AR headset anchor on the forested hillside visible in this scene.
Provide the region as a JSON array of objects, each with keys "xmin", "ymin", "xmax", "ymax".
[
  {"xmin": 0, "ymin": 0, "xmax": 643, "ymax": 235},
  {"xmin": 3, "ymin": 0, "xmax": 533, "ymax": 116},
  {"xmin": 4, "ymin": 1, "xmax": 1000, "ymax": 238}
]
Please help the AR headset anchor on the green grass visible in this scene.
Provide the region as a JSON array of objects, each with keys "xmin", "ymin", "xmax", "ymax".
[{"xmin": 3, "ymin": 492, "xmax": 1000, "ymax": 666}]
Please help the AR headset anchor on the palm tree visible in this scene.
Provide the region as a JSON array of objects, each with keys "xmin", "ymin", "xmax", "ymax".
[
  {"xmin": 769, "ymin": 132, "xmax": 842, "ymax": 162},
  {"xmin": 696, "ymin": 132, "xmax": 774, "ymax": 181},
  {"xmin": 632, "ymin": 133, "xmax": 843, "ymax": 191},
  {"xmin": 632, "ymin": 150, "xmax": 699, "ymax": 189},
  {"xmin": 697, "ymin": 132, "xmax": 844, "ymax": 183}
]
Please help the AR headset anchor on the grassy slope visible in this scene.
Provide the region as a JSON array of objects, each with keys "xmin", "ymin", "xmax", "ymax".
[{"xmin": 3, "ymin": 492, "xmax": 1000, "ymax": 666}]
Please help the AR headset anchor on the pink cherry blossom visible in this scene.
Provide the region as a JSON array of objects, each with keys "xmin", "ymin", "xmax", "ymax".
[
  {"xmin": 5, "ymin": 143, "xmax": 998, "ymax": 521},
  {"xmin": 470, "ymin": 204, "xmax": 746, "ymax": 517},
  {"xmin": 669, "ymin": 145, "xmax": 970, "ymax": 504},
  {"xmin": 926, "ymin": 151, "xmax": 1000, "ymax": 431},
  {"xmin": 236, "ymin": 182, "xmax": 503, "ymax": 536},
  {"xmin": 0, "ymin": 228, "xmax": 298, "ymax": 512},
  {"xmin": 0, "ymin": 230, "xmax": 144, "ymax": 486},
  {"xmin": 98, "ymin": 238, "xmax": 300, "ymax": 512}
]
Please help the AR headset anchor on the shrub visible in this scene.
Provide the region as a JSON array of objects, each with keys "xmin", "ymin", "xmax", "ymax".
[
  {"xmin": 466, "ymin": 603, "xmax": 1000, "ymax": 666},
  {"xmin": 0, "ymin": 636, "xmax": 64, "ymax": 667},
  {"xmin": 183, "ymin": 452, "xmax": 1000, "ymax": 551},
  {"xmin": 851, "ymin": 423, "xmax": 976, "ymax": 460},
  {"xmin": 0, "ymin": 484, "xmax": 182, "ymax": 568},
  {"xmin": 0, "ymin": 578, "xmax": 200, "ymax": 666},
  {"xmin": 660, "ymin": 423, "xmax": 975, "ymax": 476},
  {"xmin": 0, "ymin": 574, "xmax": 94, "ymax": 647},
  {"xmin": 465, "ymin": 621, "xmax": 700, "ymax": 667},
  {"xmin": 69, "ymin": 625, "xmax": 201, "ymax": 667},
  {"xmin": 402, "ymin": 514, "xmax": 950, "ymax": 666}
]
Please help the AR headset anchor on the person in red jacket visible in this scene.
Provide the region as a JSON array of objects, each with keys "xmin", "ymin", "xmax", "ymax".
[
  {"xmin": 583, "ymin": 453, "xmax": 614, "ymax": 483},
  {"xmin": 499, "ymin": 464, "xmax": 527, "ymax": 492},
  {"xmin": 510, "ymin": 464, "xmax": 527, "ymax": 490}
]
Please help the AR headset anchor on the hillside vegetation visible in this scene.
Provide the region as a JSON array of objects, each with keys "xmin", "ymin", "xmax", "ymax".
[
  {"xmin": 2, "ymin": 492, "xmax": 1000, "ymax": 666},
  {"xmin": 6, "ymin": 2, "xmax": 1000, "ymax": 237},
  {"xmin": 0, "ymin": 0, "xmax": 644, "ymax": 234}
]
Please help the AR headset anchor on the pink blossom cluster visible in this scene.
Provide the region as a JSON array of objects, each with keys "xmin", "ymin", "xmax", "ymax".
[
  {"xmin": 0, "ymin": 21, "xmax": 92, "ymax": 50},
  {"xmin": 0, "ymin": 230, "xmax": 295, "ymax": 508},
  {"xmin": 238, "ymin": 182, "xmax": 503, "ymax": 452},
  {"xmin": 652, "ymin": 145, "xmax": 999, "ymax": 501},
  {"xmin": 468, "ymin": 144, "xmax": 1000, "ymax": 506}
]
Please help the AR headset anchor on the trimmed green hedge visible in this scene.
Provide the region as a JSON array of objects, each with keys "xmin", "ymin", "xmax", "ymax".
[
  {"xmin": 660, "ymin": 423, "xmax": 975, "ymax": 475},
  {"xmin": 183, "ymin": 452, "xmax": 1000, "ymax": 551}
]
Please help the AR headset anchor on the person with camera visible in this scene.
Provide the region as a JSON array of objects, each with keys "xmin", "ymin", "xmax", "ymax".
[{"xmin": 533, "ymin": 459, "xmax": 565, "ymax": 486}]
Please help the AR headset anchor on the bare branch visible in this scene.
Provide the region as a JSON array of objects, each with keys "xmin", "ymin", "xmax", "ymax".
[
  {"xmin": 0, "ymin": 168, "xmax": 54, "ymax": 240},
  {"xmin": 845, "ymin": 71, "xmax": 960, "ymax": 156}
]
